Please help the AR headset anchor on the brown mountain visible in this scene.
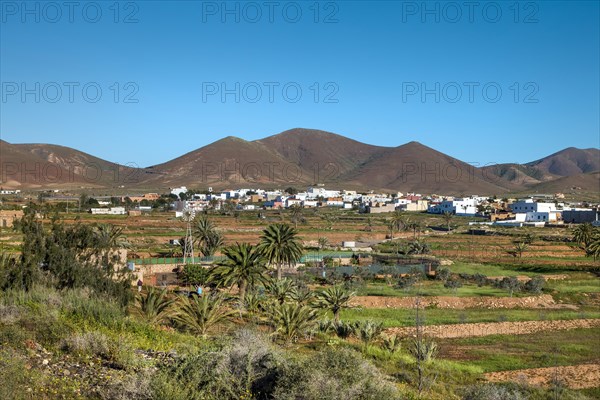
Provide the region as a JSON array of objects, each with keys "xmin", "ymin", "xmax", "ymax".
[
  {"xmin": 525, "ymin": 147, "xmax": 600, "ymax": 177},
  {"xmin": 141, "ymin": 136, "xmax": 294, "ymax": 188},
  {"xmin": 256, "ymin": 128, "xmax": 386, "ymax": 178},
  {"xmin": 481, "ymin": 147, "xmax": 600, "ymax": 190},
  {"xmin": 2, "ymin": 130, "xmax": 598, "ymax": 194},
  {"xmin": 339, "ymin": 141, "xmax": 519, "ymax": 194},
  {"xmin": 0, "ymin": 140, "xmax": 143, "ymax": 189},
  {"xmin": 527, "ymin": 172, "xmax": 600, "ymax": 201}
]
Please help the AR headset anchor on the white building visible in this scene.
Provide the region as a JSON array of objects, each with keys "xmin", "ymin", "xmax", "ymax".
[
  {"xmin": 428, "ymin": 198, "xmax": 477, "ymax": 215},
  {"xmin": 90, "ymin": 207, "xmax": 126, "ymax": 215},
  {"xmin": 510, "ymin": 199, "xmax": 557, "ymax": 213},
  {"xmin": 170, "ymin": 186, "xmax": 188, "ymax": 197}
]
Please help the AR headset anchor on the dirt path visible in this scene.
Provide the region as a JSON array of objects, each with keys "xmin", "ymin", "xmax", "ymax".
[
  {"xmin": 485, "ymin": 363, "xmax": 600, "ymax": 389},
  {"xmin": 351, "ymin": 294, "xmax": 577, "ymax": 310},
  {"xmin": 385, "ymin": 318, "xmax": 600, "ymax": 339}
]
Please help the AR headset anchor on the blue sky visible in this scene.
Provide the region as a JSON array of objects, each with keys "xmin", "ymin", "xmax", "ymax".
[{"xmin": 1, "ymin": 1, "xmax": 599, "ymax": 168}]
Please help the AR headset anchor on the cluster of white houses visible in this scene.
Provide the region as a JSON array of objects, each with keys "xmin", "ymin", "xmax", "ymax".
[{"xmin": 165, "ymin": 186, "xmax": 599, "ymax": 227}]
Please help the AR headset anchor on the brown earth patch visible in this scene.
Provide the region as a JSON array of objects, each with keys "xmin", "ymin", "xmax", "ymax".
[
  {"xmin": 385, "ymin": 319, "xmax": 600, "ymax": 339},
  {"xmin": 350, "ymin": 294, "xmax": 576, "ymax": 310},
  {"xmin": 484, "ymin": 363, "xmax": 600, "ymax": 389}
]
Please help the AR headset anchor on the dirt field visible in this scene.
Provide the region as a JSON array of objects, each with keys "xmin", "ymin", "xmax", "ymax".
[
  {"xmin": 350, "ymin": 294, "xmax": 576, "ymax": 310},
  {"xmin": 385, "ymin": 318, "xmax": 600, "ymax": 339},
  {"xmin": 485, "ymin": 363, "xmax": 600, "ymax": 389}
]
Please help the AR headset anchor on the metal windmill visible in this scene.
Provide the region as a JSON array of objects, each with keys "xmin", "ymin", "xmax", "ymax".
[{"xmin": 181, "ymin": 208, "xmax": 195, "ymax": 264}]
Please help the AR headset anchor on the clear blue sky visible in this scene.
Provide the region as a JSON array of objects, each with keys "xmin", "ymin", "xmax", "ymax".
[{"xmin": 1, "ymin": 1, "xmax": 599, "ymax": 168}]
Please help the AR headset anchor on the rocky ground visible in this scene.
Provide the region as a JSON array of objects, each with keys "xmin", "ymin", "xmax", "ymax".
[{"xmin": 385, "ymin": 318, "xmax": 600, "ymax": 339}]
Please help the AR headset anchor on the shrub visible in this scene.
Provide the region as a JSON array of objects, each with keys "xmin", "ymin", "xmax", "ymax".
[
  {"xmin": 381, "ymin": 334, "xmax": 401, "ymax": 353},
  {"xmin": 273, "ymin": 347, "xmax": 401, "ymax": 400},
  {"xmin": 523, "ymin": 276, "xmax": 545, "ymax": 294},
  {"xmin": 61, "ymin": 331, "xmax": 111, "ymax": 358}
]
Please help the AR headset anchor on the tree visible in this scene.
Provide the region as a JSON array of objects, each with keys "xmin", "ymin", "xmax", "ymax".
[
  {"xmin": 285, "ymin": 187, "xmax": 298, "ymax": 195},
  {"xmin": 314, "ymin": 285, "xmax": 355, "ymax": 322},
  {"xmin": 193, "ymin": 215, "xmax": 224, "ymax": 257},
  {"xmin": 444, "ymin": 279, "xmax": 463, "ymax": 294},
  {"xmin": 258, "ymin": 223, "xmax": 303, "ymax": 280},
  {"xmin": 435, "ymin": 266, "xmax": 451, "ymax": 282},
  {"xmin": 174, "ymin": 293, "xmax": 236, "ymax": 336},
  {"xmin": 391, "ymin": 211, "xmax": 408, "ymax": 233},
  {"xmin": 442, "ymin": 212, "xmax": 454, "ymax": 232},
  {"xmin": 498, "ymin": 276, "xmax": 521, "ymax": 297},
  {"xmin": 211, "ymin": 242, "xmax": 269, "ymax": 302},
  {"xmin": 133, "ymin": 287, "xmax": 176, "ymax": 326},
  {"xmin": 320, "ymin": 213, "xmax": 338, "ymax": 230},
  {"xmin": 385, "ymin": 219, "xmax": 397, "ymax": 240},
  {"xmin": 586, "ymin": 234, "xmax": 600, "ymax": 261},
  {"xmin": 573, "ymin": 223, "xmax": 600, "ymax": 260},
  {"xmin": 265, "ymin": 277, "xmax": 297, "ymax": 304},
  {"xmin": 317, "ymin": 237, "xmax": 329, "ymax": 250},
  {"xmin": 523, "ymin": 233, "xmax": 537, "ymax": 245},
  {"xmin": 573, "ymin": 223, "xmax": 594, "ymax": 247},
  {"xmin": 289, "ymin": 205, "xmax": 306, "ymax": 228},
  {"xmin": 523, "ymin": 275, "xmax": 545, "ymax": 294},
  {"xmin": 18, "ymin": 212, "xmax": 132, "ymax": 304},
  {"xmin": 178, "ymin": 264, "xmax": 209, "ymax": 288},
  {"xmin": 510, "ymin": 242, "xmax": 529, "ymax": 259},
  {"xmin": 266, "ymin": 302, "xmax": 317, "ymax": 344},
  {"xmin": 407, "ymin": 240, "xmax": 430, "ymax": 255},
  {"xmin": 408, "ymin": 220, "xmax": 422, "ymax": 239}
]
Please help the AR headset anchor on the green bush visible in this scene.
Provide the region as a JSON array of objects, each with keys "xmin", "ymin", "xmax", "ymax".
[{"xmin": 274, "ymin": 347, "xmax": 401, "ymax": 400}]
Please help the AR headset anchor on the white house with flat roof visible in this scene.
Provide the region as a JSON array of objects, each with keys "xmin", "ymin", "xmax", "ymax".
[{"xmin": 510, "ymin": 199, "xmax": 556, "ymax": 213}]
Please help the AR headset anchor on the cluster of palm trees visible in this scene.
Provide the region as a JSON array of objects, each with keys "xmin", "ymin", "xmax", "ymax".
[
  {"xmin": 572, "ymin": 223, "xmax": 600, "ymax": 260},
  {"xmin": 134, "ymin": 278, "xmax": 358, "ymax": 343},
  {"xmin": 386, "ymin": 211, "xmax": 423, "ymax": 240},
  {"xmin": 135, "ymin": 220, "xmax": 366, "ymax": 342}
]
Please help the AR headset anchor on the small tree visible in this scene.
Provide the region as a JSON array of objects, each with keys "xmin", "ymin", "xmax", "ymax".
[
  {"xmin": 435, "ymin": 267, "xmax": 451, "ymax": 282},
  {"xmin": 177, "ymin": 264, "xmax": 209, "ymax": 288},
  {"xmin": 498, "ymin": 276, "xmax": 522, "ymax": 297},
  {"xmin": 174, "ymin": 293, "xmax": 236, "ymax": 336},
  {"xmin": 314, "ymin": 285, "xmax": 355, "ymax": 322},
  {"xmin": 444, "ymin": 279, "xmax": 463, "ymax": 294},
  {"xmin": 134, "ymin": 287, "xmax": 177, "ymax": 326},
  {"xmin": 442, "ymin": 212, "xmax": 454, "ymax": 232},
  {"xmin": 523, "ymin": 275, "xmax": 545, "ymax": 294}
]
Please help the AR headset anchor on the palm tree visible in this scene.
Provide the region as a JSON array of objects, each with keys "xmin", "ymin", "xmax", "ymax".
[
  {"xmin": 193, "ymin": 215, "xmax": 224, "ymax": 257},
  {"xmin": 573, "ymin": 223, "xmax": 594, "ymax": 247},
  {"xmin": 407, "ymin": 220, "xmax": 422, "ymax": 239},
  {"xmin": 320, "ymin": 213, "xmax": 338, "ymax": 230},
  {"xmin": 289, "ymin": 286, "xmax": 314, "ymax": 304},
  {"xmin": 94, "ymin": 224, "xmax": 128, "ymax": 267},
  {"xmin": 267, "ymin": 302, "xmax": 317, "ymax": 344},
  {"xmin": 317, "ymin": 236, "xmax": 329, "ymax": 250},
  {"xmin": 585, "ymin": 233, "xmax": 600, "ymax": 261},
  {"xmin": 258, "ymin": 223, "xmax": 303, "ymax": 280},
  {"xmin": 133, "ymin": 287, "xmax": 176, "ymax": 326},
  {"xmin": 391, "ymin": 210, "xmax": 407, "ymax": 232},
  {"xmin": 289, "ymin": 205, "xmax": 305, "ymax": 228},
  {"xmin": 174, "ymin": 293, "xmax": 236, "ymax": 336},
  {"xmin": 314, "ymin": 285, "xmax": 355, "ymax": 322},
  {"xmin": 513, "ymin": 242, "xmax": 529, "ymax": 259},
  {"xmin": 210, "ymin": 242, "xmax": 268, "ymax": 302},
  {"xmin": 265, "ymin": 277, "xmax": 297, "ymax": 304},
  {"xmin": 442, "ymin": 212, "xmax": 453, "ymax": 232},
  {"xmin": 385, "ymin": 219, "xmax": 397, "ymax": 240}
]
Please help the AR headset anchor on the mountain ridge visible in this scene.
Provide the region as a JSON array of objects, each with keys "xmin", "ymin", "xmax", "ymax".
[{"xmin": 1, "ymin": 129, "xmax": 598, "ymax": 194}]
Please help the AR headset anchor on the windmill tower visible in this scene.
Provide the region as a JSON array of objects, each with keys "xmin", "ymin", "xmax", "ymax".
[{"xmin": 182, "ymin": 208, "xmax": 195, "ymax": 264}]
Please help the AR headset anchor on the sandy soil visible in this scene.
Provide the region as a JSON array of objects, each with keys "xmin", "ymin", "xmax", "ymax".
[
  {"xmin": 350, "ymin": 294, "xmax": 576, "ymax": 310},
  {"xmin": 385, "ymin": 318, "xmax": 600, "ymax": 339},
  {"xmin": 485, "ymin": 363, "xmax": 600, "ymax": 389}
]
